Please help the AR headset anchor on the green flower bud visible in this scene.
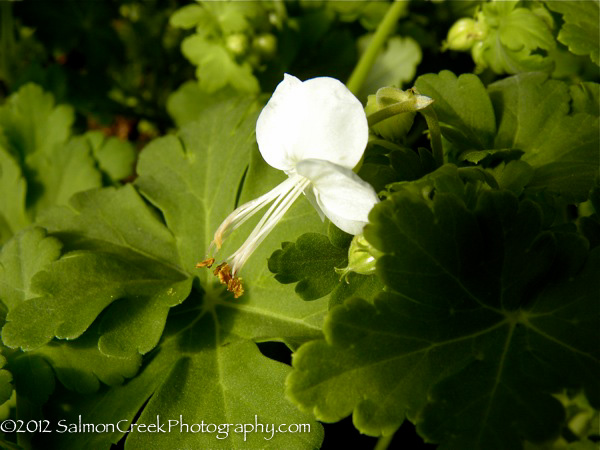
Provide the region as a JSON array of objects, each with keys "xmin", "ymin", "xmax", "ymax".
[
  {"xmin": 444, "ymin": 17, "xmax": 487, "ymax": 52},
  {"xmin": 226, "ymin": 33, "xmax": 249, "ymax": 56},
  {"xmin": 253, "ymin": 33, "xmax": 277, "ymax": 59},
  {"xmin": 364, "ymin": 87, "xmax": 432, "ymax": 142},
  {"xmin": 335, "ymin": 234, "xmax": 383, "ymax": 281},
  {"xmin": 445, "ymin": 18, "xmax": 477, "ymax": 51}
]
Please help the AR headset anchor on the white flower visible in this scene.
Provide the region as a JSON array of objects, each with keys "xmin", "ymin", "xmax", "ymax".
[{"xmin": 198, "ymin": 74, "xmax": 379, "ymax": 297}]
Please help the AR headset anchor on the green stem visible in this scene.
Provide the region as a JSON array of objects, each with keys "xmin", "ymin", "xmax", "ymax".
[
  {"xmin": 346, "ymin": 0, "xmax": 407, "ymax": 95},
  {"xmin": 374, "ymin": 433, "xmax": 395, "ymax": 450},
  {"xmin": 420, "ymin": 106, "xmax": 444, "ymax": 167}
]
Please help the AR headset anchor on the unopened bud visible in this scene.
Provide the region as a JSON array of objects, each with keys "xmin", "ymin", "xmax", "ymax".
[
  {"xmin": 226, "ymin": 33, "xmax": 249, "ymax": 56},
  {"xmin": 365, "ymin": 87, "xmax": 433, "ymax": 142},
  {"xmin": 444, "ymin": 18, "xmax": 486, "ymax": 52},
  {"xmin": 253, "ymin": 33, "xmax": 277, "ymax": 59},
  {"xmin": 335, "ymin": 234, "xmax": 383, "ymax": 281}
]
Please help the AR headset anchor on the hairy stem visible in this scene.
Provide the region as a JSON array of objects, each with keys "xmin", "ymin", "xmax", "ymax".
[
  {"xmin": 374, "ymin": 433, "xmax": 395, "ymax": 450},
  {"xmin": 346, "ymin": 0, "xmax": 407, "ymax": 95}
]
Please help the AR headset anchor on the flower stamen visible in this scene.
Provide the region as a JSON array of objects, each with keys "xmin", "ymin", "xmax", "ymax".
[
  {"xmin": 196, "ymin": 257, "xmax": 215, "ymax": 268},
  {"xmin": 197, "ymin": 175, "xmax": 309, "ymax": 298},
  {"xmin": 210, "ymin": 262, "xmax": 244, "ymax": 298}
]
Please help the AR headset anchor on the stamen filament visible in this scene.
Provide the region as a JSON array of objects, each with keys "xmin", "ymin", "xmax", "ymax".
[
  {"xmin": 212, "ymin": 176, "xmax": 299, "ymax": 249},
  {"xmin": 199, "ymin": 175, "xmax": 310, "ymax": 298},
  {"xmin": 230, "ymin": 177, "xmax": 310, "ymax": 274}
]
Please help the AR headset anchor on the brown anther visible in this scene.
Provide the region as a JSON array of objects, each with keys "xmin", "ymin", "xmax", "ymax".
[
  {"xmin": 210, "ymin": 262, "xmax": 244, "ymax": 298},
  {"xmin": 227, "ymin": 277, "xmax": 244, "ymax": 299},
  {"xmin": 213, "ymin": 262, "xmax": 233, "ymax": 286},
  {"xmin": 196, "ymin": 257, "xmax": 215, "ymax": 269}
]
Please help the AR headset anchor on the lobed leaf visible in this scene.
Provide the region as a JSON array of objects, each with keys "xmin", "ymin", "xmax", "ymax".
[
  {"xmin": 268, "ymin": 233, "xmax": 348, "ymax": 301},
  {"xmin": 489, "ymin": 73, "xmax": 599, "ymax": 202},
  {"xmin": 416, "ymin": 71, "xmax": 600, "ymax": 202},
  {"xmin": 415, "ymin": 71, "xmax": 496, "ymax": 152},
  {"xmin": 39, "ymin": 298, "xmax": 324, "ymax": 450},
  {"xmin": 0, "ymin": 229, "xmax": 144, "ymax": 404},
  {"xmin": 0, "ymin": 84, "xmax": 134, "ymax": 244},
  {"xmin": 287, "ymin": 170, "xmax": 599, "ymax": 447},
  {"xmin": 475, "ymin": 2, "xmax": 556, "ymax": 74},
  {"xmin": 545, "ymin": 1, "xmax": 600, "ymax": 66},
  {"xmin": 0, "ymin": 227, "xmax": 61, "ymax": 313},
  {"xmin": 0, "ymin": 148, "xmax": 29, "ymax": 245},
  {"xmin": 1, "ymin": 94, "xmax": 330, "ymax": 448},
  {"xmin": 0, "ymin": 84, "xmax": 73, "ymax": 161}
]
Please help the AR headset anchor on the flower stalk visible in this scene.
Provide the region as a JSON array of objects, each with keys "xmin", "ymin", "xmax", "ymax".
[{"xmin": 346, "ymin": 0, "xmax": 408, "ymax": 96}]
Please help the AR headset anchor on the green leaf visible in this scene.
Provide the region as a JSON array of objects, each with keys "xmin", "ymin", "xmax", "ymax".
[
  {"xmin": 135, "ymin": 97, "xmax": 258, "ymax": 273},
  {"xmin": 26, "ymin": 134, "xmax": 102, "ymax": 215},
  {"xmin": 9, "ymin": 352, "xmax": 55, "ymax": 416},
  {"xmin": 328, "ymin": 273, "xmax": 384, "ymax": 308},
  {"xmin": 268, "ymin": 228, "xmax": 385, "ymax": 307},
  {"xmin": 41, "ymin": 308, "xmax": 324, "ymax": 450},
  {"xmin": 0, "ymin": 228, "xmax": 140, "ymax": 404},
  {"xmin": 31, "ymin": 325, "xmax": 141, "ymax": 394},
  {"xmin": 489, "ymin": 72, "xmax": 599, "ymax": 202},
  {"xmin": 418, "ymin": 248, "xmax": 600, "ymax": 448},
  {"xmin": 389, "ymin": 147, "xmax": 436, "ymax": 182},
  {"xmin": 570, "ymin": 82, "xmax": 600, "ymax": 116},
  {"xmin": 287, "ymin": 172, "xmax": 599, "ymax": 446},
  {"xmin": 0, "ymin": 83, "xmax": 73, "ymax": 161},
  {"xmin": 2, "ymin": 186, "xmax": 191, "ymax": 356},
  {"xmin": 166, "ymin": 81, "xmax": 237, "ymax": 128},
  {"xmin": 204, "ymin": 1, "xmax": 256, "ymax": 34},
  {"xmin": 169, "ymin": 4, "xmax": 209, "ymax": 30},
  {"xmin": 0, "ymin": 227, "xmax": 140, "ymax": 401},
  {"xmin": 85, "ymin": 131, "xmax": 135, "ymax": 182},
  {"xmin": 415, "ymin": 71, "xmax": 497, "ymax": 152},
  {"xmin": 0, "ymin": 84, "xmax": 106, "ymax": 239},
  {"xmin": 0, "ymin": 227, "xmax": 61, "ymax": 312},
  {"xmin": 268, "ymin": 233, "xmax": 348, "ymax": 301},
  {"xmin": 545, "ymin": 1, "xmax": 600, "ymax": 65},
  {"xmin": 2, "ymin": 93, "xmax": 331, "ymax": 448},
  {"xmin": 181, "ymin": 36, "xmax": 259, "ymax": 93},
  {"xmin": 416, "ymin": 71, "xmax": 599, "ymax": 202},
  {"xmin": 488, "ymin": 160, "xmax": 534, "ymax": 196},
  {"xmin": 0, "ymin": 147, "xmax": 28, "ymax": 245},
  {"xmin": 475, "ymin": 2, "xmax": 556, "ymax": 74},
  {"xmin": 138, "ymin": 96, "xmax": 328, "ymax": 348}
]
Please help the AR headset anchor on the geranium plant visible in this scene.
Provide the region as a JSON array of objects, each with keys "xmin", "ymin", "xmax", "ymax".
[{"xmin": 0, "ymin": 1, "xmax": 598, "ymax": 449}]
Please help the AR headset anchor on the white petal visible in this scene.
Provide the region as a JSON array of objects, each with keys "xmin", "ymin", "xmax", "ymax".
[
  {"xmin": 256, "ymin": 74, "xmax": 368, "ymax": 172},
  {"xmin": 302, "ymin": 187, "xmax": 326, "ymax": 221},
  {"xmin": 296, "ymin": 159, "xmax": 379, "ymax": 235}
]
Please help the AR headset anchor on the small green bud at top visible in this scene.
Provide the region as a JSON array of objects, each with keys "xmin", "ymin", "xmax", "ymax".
[
  {"xmin": 226, "ymin": 33, "xmax": 249, "ymax": 56},
  {"xmin": 253, "ymin": 33, "xmax": 277, "ymax": 59},
  {"xmin": 364, "ymin": 87, "xmax": 434, "ymax": 143},
  {"xmin": 443, "ymin": 17, "xmax": 487, "ymax": 52}
]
